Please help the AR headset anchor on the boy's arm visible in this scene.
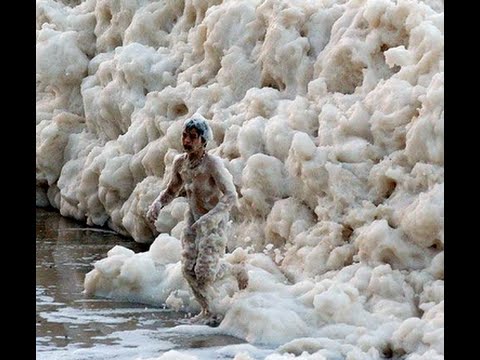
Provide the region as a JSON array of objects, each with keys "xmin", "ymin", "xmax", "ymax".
[{"xmin": 147, "ymin": 155, "xmax": 184, "ymax": 223}]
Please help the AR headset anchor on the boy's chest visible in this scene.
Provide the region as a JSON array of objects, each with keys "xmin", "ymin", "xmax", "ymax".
[{"xmin": 179, "ymin": 165, "xmax": 213, "ymax": 190}]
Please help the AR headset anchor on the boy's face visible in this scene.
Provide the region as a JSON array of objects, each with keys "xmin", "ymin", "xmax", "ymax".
[{"xmin": 182, "ymin": 128, "xmax": 203, "ymax": 152}]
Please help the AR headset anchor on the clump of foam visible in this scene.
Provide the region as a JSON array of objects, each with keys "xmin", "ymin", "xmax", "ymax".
[{"xmin": 38, "ymin": 0, "xmax": 444, "ymax": 358}]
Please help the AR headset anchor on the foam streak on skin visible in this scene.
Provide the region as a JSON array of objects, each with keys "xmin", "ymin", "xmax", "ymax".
[{"xmin": 37, "ymin": 0, "xmax": 443, "ymax": 359}]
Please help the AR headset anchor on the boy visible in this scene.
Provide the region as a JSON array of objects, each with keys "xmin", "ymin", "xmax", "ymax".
[{"xmin": 147, "ymin": 117, "xmax": 248, "ymax": 326}]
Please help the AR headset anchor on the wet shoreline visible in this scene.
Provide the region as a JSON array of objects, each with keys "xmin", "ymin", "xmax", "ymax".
[{"xmin": 36, "ymin": 207, "xmax": 249, "ymax": 359}]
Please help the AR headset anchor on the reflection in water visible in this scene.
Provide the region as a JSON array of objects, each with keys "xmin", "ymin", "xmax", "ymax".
[{"xmin": 36, "ymin": 207, "xmax": 246, "ymax": 359}]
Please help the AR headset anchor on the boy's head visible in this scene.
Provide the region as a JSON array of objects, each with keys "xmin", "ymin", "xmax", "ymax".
[
  {"xmin": 182, "ymin": 117, "xmax": 212, "ymax": 144},
  {"xmin": 182, "ymin": 117, "xmax": 212, "ymax": 151}
]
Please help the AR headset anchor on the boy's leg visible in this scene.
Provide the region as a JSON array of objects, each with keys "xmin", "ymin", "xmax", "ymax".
[
  {"xmin": 181, "ymin": 212, "xmax": 210, "ymax": 315},
  {"xmin": 193, "ymin": 222, "xmax": 227, "ymax": 326}
]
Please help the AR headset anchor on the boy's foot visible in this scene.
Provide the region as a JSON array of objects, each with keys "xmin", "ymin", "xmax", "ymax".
[
  {"xmin": 204, "ymin": 313, "xmax": 222, "ymax": 327},
  {"xmin": 190, "ymin": 311, "xmax": 223, "ymax": 327}
]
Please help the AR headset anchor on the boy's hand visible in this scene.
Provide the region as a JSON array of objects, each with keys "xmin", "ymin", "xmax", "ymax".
[
  {"xmin": 146, "ymin": 202, "xmax": 161, "ymax": 223},
  {"xmin": 192, "ymin": 216, "xmax": 210, "ymax": 231},
  {"xmin": 192, "ymin": 214, "xmax": 220, "ymax": 231}
]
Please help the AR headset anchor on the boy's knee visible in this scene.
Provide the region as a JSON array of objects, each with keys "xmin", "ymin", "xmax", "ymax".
[
  {"xmin": 182, "ymin": 257, "xmax": 196, "ymax": 279},
  {"xmin": 195, "ymin": 267, "xmax": 215, "ymax": 287},
  {"xmin": 182, "ymin": 265, "xmax": 195, "ymax": 279}
]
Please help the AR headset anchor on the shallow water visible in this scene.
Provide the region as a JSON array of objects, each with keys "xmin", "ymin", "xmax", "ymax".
[{"xmin": 36, "ymin": 207, "xmax": 262, "ymax": 360}]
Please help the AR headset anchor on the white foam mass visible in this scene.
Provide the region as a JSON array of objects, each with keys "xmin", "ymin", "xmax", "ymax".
[{"xmin": 37, "ymin": 0, "xmax": 443, "ymax": 358}]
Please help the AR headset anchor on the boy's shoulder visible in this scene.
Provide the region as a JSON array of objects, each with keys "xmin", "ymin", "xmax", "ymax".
[{"xmin": 173, "ymin": 153, "xmax": 188, "ymax": 167}]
